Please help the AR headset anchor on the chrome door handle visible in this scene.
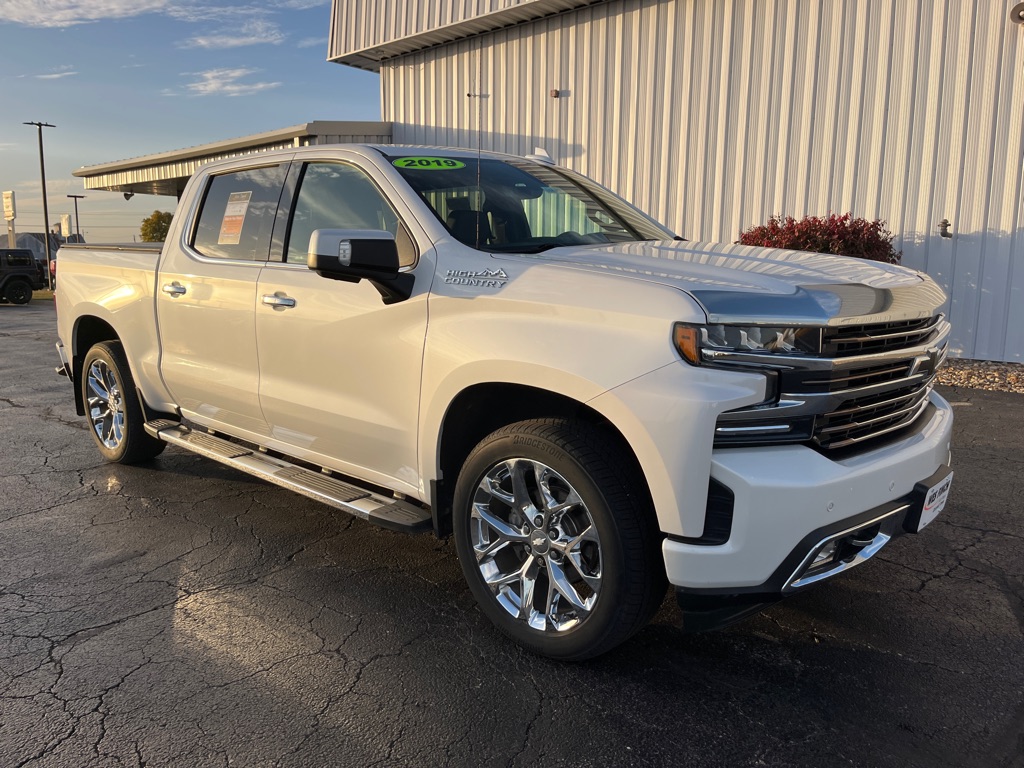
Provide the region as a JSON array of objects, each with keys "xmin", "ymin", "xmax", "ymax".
[
  {"xmin": 161, "ymin": 282, "xmax": 186, "ymax": 297},
  {"xmin": 261, "ymin": 293, "xmax": 296, "ymax": 309}
]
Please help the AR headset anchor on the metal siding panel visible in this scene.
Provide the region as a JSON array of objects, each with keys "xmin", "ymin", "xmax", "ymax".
[
  {"xmin": 383, "ymin": 0, "xmax": 1021, "ymax": 359},
  {"xmin": 973, "ymin": 2, "xmax": 1023, "ymax": 361},
  {"xmin": 998, "ymin": 13, "xmax": 1024, "ymax": 362},
  {"xmin": 946, "ymin": 1, "xmax": 987, "ymax": 359}
]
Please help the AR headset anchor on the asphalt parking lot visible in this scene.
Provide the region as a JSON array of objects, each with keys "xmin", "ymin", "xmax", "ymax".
[{"xmin": 1, "ymin": 300, "xmax": 1022, "ymax": 768}]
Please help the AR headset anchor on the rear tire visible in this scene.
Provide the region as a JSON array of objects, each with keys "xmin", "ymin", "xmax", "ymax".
[
  {"xmin": 4, "ymin": 279, "xmax": 31, "ymax": 305},
  {"xmin": 453, "ymin": 418, "xmax": 666, "ymax": 660},
  {"xmin": 81, "ymin": 341, "xmax": 165, "ymax": 464}
]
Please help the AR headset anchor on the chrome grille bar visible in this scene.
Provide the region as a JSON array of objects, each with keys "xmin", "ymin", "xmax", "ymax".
[
  {"xmin": 820, "ymin": 386, "xmax": 929, "ymax": 422},
  {"xmin": 816, "ymin": 396, "xmax": 933, "ymax": 449}
]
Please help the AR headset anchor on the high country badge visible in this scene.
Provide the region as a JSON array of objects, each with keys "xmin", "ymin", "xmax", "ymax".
[{"xmin": 444, "ymin": 268, "xmax": 510, "ymax": 288}]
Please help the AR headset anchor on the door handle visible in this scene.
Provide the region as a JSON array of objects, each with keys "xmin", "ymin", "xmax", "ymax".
[
  {"xmin": 161, "ymin": 282, "xmax": 186, "ymax": 297},
  {"xmin": 261, "ymin": 293, "xmax": 296, "ymax": 309}
]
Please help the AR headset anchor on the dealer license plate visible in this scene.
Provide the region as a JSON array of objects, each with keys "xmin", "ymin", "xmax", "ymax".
[{"xmin": 916, "ymin": 471, "xmax": 953, "ymax": 532}]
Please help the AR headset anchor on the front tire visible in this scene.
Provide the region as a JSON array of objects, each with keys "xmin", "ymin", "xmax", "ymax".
[
  {"xmin": 81, "ymin": 341, "xmax": 165, "ymax": 464},
  {"xmin": 453, "ymin": 419, "xmax": 665, "ymax": 660},
  {"xmin": 4, "ymin": 279, "xmax": 32, "ymax": 305}
]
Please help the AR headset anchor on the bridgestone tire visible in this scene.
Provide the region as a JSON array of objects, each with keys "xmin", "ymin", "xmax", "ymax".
[
  {"xmin": 453, "ymin": 419, "xmax": 666, "ymax": 660},
  {"xmin": 4, "ymin": 279, "xmax": 32, "ymax": 305},
  {"xmin": 81, "ymin": 341, "xmax": 165, "ymax": 464}
]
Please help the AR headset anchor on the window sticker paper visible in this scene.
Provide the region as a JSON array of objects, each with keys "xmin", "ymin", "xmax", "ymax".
[{"xmin": 218, "ymin": 190, "xmax": 252, "ymax": 245}]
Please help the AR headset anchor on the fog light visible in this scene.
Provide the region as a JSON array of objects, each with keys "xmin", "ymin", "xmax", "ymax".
[{"xmin": 811, "ymin": 541, "xmax": 838, "ymax": 568}]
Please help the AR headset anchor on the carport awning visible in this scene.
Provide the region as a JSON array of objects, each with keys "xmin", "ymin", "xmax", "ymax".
[{"xmin": 73, "ymin": 121, "xmax": 393, "ymax": 198}]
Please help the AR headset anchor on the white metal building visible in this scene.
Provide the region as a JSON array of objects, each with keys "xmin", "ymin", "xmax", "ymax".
[{"xmin": 329, "ymin": 0, "xmax": 1024, "ymax": 362}]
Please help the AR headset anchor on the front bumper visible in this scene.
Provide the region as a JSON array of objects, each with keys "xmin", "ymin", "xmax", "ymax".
[{"xmin": 662, "ymin": 390, "xmax": 954, "ymax": 596}]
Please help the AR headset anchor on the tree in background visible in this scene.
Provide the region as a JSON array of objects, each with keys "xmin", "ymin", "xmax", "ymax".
[{"xmin": 140, "ymin": 211, "xmax": 173, "ymax": 242}]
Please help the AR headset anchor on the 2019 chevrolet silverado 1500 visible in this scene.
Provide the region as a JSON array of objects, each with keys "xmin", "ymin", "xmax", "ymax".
[{"xmin": 55, "ymin": 146, "xmax": 954, "ymax": 659}]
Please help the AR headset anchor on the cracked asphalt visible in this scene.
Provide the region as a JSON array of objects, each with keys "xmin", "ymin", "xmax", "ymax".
[{"xmin": 2, "ymin": 300, "xmax": 1022, "ymax": 768}]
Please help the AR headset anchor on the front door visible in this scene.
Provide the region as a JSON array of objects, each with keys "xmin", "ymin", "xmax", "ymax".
[{"xmin": 254, "ymin": 160, "xmax": 429, "ymax": 493}]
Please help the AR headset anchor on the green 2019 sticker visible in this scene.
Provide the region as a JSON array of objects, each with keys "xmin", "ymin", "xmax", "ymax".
[{"xmin": 392, "ymin": 157, "xmax": 467, "ymax": 170}]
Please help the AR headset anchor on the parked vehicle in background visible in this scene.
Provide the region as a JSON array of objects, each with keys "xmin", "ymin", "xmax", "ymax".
[
  {"xmin": 0, "ymin": 248, "xmax": 46, "ymax": 304},
  {"xmin": 53, "ymin": 145, "xmax": 955, "ymax": 659}
]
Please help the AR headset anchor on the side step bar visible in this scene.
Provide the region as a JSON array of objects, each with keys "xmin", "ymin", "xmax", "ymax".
[{"xmin": 144, "ymin": 420, "xmax": 432, "ymax": 534}]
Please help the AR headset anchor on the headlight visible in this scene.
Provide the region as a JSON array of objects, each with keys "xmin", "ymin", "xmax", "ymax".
[{"xmin": 673, "ymin": 322, "xmax": 821, "ymax": 366}]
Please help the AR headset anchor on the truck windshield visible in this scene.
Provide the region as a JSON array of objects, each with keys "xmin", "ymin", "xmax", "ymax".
[{"xmin": 387, "ymin": 154, "xmax": 674, "ymax": 253}]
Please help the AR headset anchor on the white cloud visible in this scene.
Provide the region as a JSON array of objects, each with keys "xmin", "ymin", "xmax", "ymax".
[
  {"xmin": 13, "ymin": 178, "xmax": 79, "ymax": 194},
  {"xmin": 180, "ymin": 19, "xmax": 285, "ymax": 49},
  {"xmin": 166, "ymin": 4, "xmax": 262, "ymax": 24},
  {"xmin": 274, "ymin": 0, "xmax": 329, "ymax": 8},
  {"xmin": 297, "ymin": 36, "xmax": 326, "ymax": 49},
  {"xmin": 0, "ymin": 0, "xmax": 172, "ymax": 27},
  {"xmin": 36, "ymin": 65, "xmax": 79, "ymax": 80},
  {"xmin": 184, "ymin": 68, "xmax": 281, "ymax": 97},
  {"xmin": 0, "ymin": 1, "xmax": 278, "ymax": 28},
  {"xmin": 44, "ymin": 179, "xmax": 81, "ymax": 194}
]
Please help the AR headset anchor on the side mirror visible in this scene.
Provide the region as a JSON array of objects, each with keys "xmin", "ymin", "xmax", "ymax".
[{"xmin": 307, "ymin": 229, "xmax": 413, "ymax": 303}]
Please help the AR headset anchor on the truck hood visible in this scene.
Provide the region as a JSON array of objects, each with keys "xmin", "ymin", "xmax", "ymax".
[{"xmin": 497, "ymin": 240, "xmax": 946, "ymax": 326}]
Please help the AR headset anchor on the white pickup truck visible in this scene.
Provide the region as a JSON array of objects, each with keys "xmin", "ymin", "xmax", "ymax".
[{"xmin": 55, "ymin": 146, "xmax": 954, "ymax": 659}]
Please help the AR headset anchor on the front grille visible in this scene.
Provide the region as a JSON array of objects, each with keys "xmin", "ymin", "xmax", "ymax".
[
  {"xmin": 814, "ymin": 384, "xmax": 933, "ymax": 449},
  {"xmin": 714, "ymin": 314, "xmax": 948, "ymax": 453},
  {"xmin": 821, "ymin": 315, "xmax": 944, "ymax": 357},
  {"xmin": 791, "ymin": 359, "xmax": 916, "ymax": 394}
]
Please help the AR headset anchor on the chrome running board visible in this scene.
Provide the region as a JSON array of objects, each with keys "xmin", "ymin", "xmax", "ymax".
[{"xmin": 144, "ymin": 420, "xmax": 431, "ymax": 534}]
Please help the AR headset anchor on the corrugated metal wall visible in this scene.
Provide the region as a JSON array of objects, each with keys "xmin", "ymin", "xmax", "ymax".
[{"xmin": 379, "ymin": 0, "xmax": 1024, "ymax": 361}]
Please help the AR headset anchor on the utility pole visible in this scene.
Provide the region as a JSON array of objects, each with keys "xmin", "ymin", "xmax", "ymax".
[
  {"xmin": 24, "ymin": 121, "xmax": 56, "ymax": 290},
  {"xmin": 67, "ymin": 194, "xmax": 85, "ymax": 240}
]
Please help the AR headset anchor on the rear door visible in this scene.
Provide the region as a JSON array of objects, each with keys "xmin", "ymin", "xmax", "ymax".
[
  {"xmin": 156, "ymin": 160, "xmax": 290, "ymax": 436},
  {"xmin": 254, "ymin": 157, "xmax": 429, "ymax": 493}
]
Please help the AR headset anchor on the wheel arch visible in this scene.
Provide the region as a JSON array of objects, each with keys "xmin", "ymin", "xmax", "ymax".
[
  {"xmin": 431, "ymin": 382, "xmax": 654, "ymax": 539},
  {"xmin": 71, "ymin": 316, "xmax": 121, "ymax": 415},
  {"xmin": 70, "ymin": 314, "xmax": 174, "ymax": 423}
]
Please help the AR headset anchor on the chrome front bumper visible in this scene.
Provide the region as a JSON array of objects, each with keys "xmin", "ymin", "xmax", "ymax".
[{"xmin": 663, "ymin": 390, "xmax": 954, "ymax": 591}]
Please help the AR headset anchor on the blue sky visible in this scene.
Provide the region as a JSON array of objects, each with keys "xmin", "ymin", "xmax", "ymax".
[{"xmin": 0, "ymin": 0, "xmax": 381, "ymax": 241}]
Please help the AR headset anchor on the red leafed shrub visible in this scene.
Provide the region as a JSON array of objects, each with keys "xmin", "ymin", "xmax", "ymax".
[{"xmin": 738, "ymin": 213, "xmax": 901, "ymax": 264}]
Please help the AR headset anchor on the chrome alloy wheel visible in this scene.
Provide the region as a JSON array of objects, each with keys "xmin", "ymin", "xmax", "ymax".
[
  {"xmin": 86, "ymin": 359, "xmax": 125, "ymax": 450},
  {"xmin": 470, "ymin": 458, "xmax": 602, "ymax": 632}
]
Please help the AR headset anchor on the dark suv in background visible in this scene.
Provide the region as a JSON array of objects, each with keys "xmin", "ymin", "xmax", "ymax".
[{"xmin": 0, "ymin": 249, "xmax": 46, "ymax": 304}]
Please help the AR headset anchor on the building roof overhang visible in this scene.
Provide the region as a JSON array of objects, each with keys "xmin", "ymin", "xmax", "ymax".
[
  {"xmin": 330, "ymin": 0, "xmax": 608, "ymax": 71},
  {"xmin": 73, "ymin": 121, "xmax": 392, "ymax": 197}
]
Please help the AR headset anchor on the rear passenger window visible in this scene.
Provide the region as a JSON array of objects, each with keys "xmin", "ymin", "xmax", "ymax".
[{"xmin": 191, "ymin": 165, "xmax": 287, "ymax": 261}]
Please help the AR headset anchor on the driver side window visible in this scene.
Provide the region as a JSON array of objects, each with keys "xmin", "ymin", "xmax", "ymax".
[{"xmin": 285, "ymin": 162, "xmax": 414, "ymax": 267}]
